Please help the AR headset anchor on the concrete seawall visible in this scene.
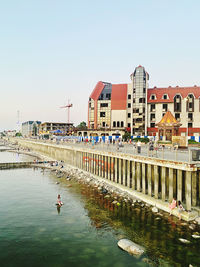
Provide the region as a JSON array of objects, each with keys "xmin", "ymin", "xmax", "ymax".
[{"xmin": 12, "ymin": 139, "xmax": 200, "ymax": 220}]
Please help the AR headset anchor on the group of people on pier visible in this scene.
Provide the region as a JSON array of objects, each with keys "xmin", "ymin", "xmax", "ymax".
[{"xmin": 169, "ymin": 198, "xmax": 184, "ymax": 220}]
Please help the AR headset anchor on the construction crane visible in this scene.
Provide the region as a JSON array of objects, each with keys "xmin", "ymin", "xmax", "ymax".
[{"xmin": 60, "ymin": 100, "xmax": 73, "ymax": 123}]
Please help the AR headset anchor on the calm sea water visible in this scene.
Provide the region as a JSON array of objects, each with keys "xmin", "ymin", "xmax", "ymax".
[
  {"xmin": 0, "ymin": 152, "xmax": 199, "ymax": 267},
  {"xmin": 0, "ymin": 151, "xmax": 37, "ymax": 163}
]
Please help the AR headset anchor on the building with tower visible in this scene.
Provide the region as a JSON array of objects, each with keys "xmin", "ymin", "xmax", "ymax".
[{"xmin": 87, "ymin": 65, "xmax": 200, "ymax": 139}]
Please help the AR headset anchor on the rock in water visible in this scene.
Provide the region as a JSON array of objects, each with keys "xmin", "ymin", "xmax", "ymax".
[
  {"xmin": 192, "ymin": 235, "xmax": 200, "ymax": 239},
  {"xmin": 195, "ymin": 217, "xmax": 200, "ymax": 225},
  {"xmin": 179, "ymin": 238, "xmax": 191, "ymax": 244},
  {"xmin": 118, "ymin": 239, "xmax": 144, "ymax": 256},
  {"xmin": 152, "ymin": 207, "xmax": 158, "ymax": 213}
]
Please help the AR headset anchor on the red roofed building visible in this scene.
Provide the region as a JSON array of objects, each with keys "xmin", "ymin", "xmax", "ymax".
[{"xmin": 87, "ymin": 66, "xmax": 200, "ymax": 138}]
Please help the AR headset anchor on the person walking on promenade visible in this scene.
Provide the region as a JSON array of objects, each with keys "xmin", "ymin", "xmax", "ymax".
[
  {"xmin": 149, "ymin": 140, "xmax": 154, "ymax": 156},
  {"xmin": 169, "ymin": 197, "xmax": 176, "ymax": 215},
  {"xmin": 137, "ymin": 140, "xmax": 141, "ymax": 154}
]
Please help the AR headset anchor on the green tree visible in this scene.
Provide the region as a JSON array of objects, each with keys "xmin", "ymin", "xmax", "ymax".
[
  {"xmin": 77, "ymin": 121, "xmax": 87, "ymax": 129},
  {"xmin": 122, "ymin": 131, "xmax": 131, "ymax": 141}
]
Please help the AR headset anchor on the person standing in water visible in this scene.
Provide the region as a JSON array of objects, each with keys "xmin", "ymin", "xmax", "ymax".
[{"xmin": 57, "ymin": 194, "xmax": 63, "ymax": 206}]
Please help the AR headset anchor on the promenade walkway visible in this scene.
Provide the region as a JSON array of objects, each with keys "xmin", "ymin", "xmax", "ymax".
[{"xmin": 21, "ymin": 139, "xmax": 200, "ymax": 164}]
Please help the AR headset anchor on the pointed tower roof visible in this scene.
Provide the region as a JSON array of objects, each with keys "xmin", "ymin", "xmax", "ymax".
[{"xmin": 156, "ymin": 111, "xmax": 182, "ymax": 127}]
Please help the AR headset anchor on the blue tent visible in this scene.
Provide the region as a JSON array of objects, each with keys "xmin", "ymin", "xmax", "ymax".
[{"xmin": 51, "ymin": 129, "xmax": 63, "ymax": 134}]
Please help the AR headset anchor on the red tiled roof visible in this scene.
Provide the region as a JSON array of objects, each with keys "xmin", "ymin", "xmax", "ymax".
[
  {"xmin": 90, "ymin": 81, "xmax": 105, "ymax": 100},
  {"xmin": 148, "ymin": 86, "xmax": 200, "ymax": 103},
  {"xmin": 111, "ymin": 84, "xmax": 127, "ymax": 110}
]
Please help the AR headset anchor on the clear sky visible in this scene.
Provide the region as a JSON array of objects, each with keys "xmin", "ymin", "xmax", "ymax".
[{"xmin": 1, "ymin": 0, "xmax": 200, "ymax": 131}]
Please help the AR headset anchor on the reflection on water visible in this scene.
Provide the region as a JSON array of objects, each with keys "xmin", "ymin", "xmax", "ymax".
[{"xmin": 0, "ymin": 164, "xmax": 199, "ymax": 267}]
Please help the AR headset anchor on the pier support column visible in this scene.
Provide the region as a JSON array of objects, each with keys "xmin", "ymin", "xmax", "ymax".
[
  {"xmin": 142, "ymin": 163, "xmax": 146, "ymax": 194},
  {"xmin": 105, "ymin": 156, "xmax": 108, "ymax": 179},
  {"xmin": 192, "ymin": 172, "xmax": 197, "ymax": 207},
  {"xmin": 186, "ymin": 171, "xmax": 192, "ymax": 211},
  {"xmin": 127, "ymin": 160, "xmax": 130, "ymax": 188},
  {"xmin": 177, "ymin": 170, "xmax": 182, "ymax": 202},
  {"xmin": 111, "ymin": 157, "xmax": 114, "ymax": 181},
  {"xmin": 147, "ymin": 164, "xmax": 152, "ymax": 196},
  {"xmin": 94, "ymin": 154, "xmax": 96, "ymax": 175},
  {"xmin": 99, "ymin": 155, "xmax": 102, "ymax": 177},
  {"xmin": 137, "ymin": 162, "xmax": 141, "ymax": 192},
  {"xmin": 115, "ymin": 157, "xmax": 118, "ymax": 182},
  {"xmin": 119, "ymin": 159, "xmax": 122, "ymax": 184},
  {"xmin": 123, "ymin": 159, "xmax": 126, "ymax": 186},
  {"xmin": 108, "ymin": 157, "xmax": 111, "ymax": 180},
  {"xmin": 132, "ymin": 161, "xmax": 136, "ymax": 190},
  {"xmin": 169, "ymin": 168, "xmax": 174, "ymax": 202},
  {"xmin": 161, "ymin": 167, "xmax": 166, "ymax": 201},
  {"xmin": 154, "ymin": 165, "xmax": 159, "ymax": 199}
]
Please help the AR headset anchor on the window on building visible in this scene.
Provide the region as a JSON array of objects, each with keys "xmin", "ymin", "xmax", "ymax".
[
  {"xmin": 175, "ymin": 113, "xmax": 180, "ymax": 121},
  {"xmin": 174, "ymin": 95, "xmax": 182, "ymax": 112},
  {"xmin": 128, "ymin": 94, "xmax": 131, "ymax": 99},
  {"xmin": 150, "ymin": 104, "xmax": 155, "ymax": 112},
  {"xmin": 133, "ymin": 98, "xmax": 135, "ymax": 103},
  {"xmin": 186, "ymin": 94, "xmax": 194, "ymax": 112},
  {"xmin": 106, "ymin": 93, "xmax": 111, "ymax": 100},
  {"xmin": 128, "ymin": 113, "xmax": 131, "ymax": 118},
  {"xmin": 162, "ymin": 94, "xmax": 168, "ymax": 100},
  {"xmin": 150, "ymin": 94, "xmax": 156, "ymax": 100},
  {"xmin": 117, "ymin": 121, "xmax": 120, "ymax": 127},
  {"xmin": 127, "ymin": 123, "xmax": 131, "ymax": 128},
  {"xmin": 139, "ymin": 98, "xmax": 145, "ymax": 103},
  {"xmin": 188, "ymin": 123, "xmax": 193, "ymax": 128},
  {"xmin": 128, "ymin": 103, "xmax": 131, "ymax": 108},
  {"xmin": 143, "ymin": 88, "xmax": 146, "ymax": 93},
  {"xmin": 100, "ymin": 103, "xmax": 108, "ymax": 108},
  {"xmin": 89, "ymin": 102, "xmax": 91, "ymax": 108},
  {"xmin": 121, "ymin": 121, "xmax": 124, "ymax": 127},
  {"xmin": 163, "ymin": 104, "xmax": 168, "ymax": 111},
  {"xmin": 113, "ymin": 121, "xmax": 116, "ymax": 127},
  {"xmin": 150, "ymin": 123, "xmax": 155, "ymax": 128},
  {"xmin": 99, "ymin": 94, "xmax": 104, "ymax": 100},
  {"xmin": 100, "ymin": 112, "xmax": 105, "ymax": 117},
  {"xmin": 188, "ymin": 113, "xmax": 193, "ymax": 121},
  {"xmin": 150, "ymin": 113, "xmax": 155, "ymax": 120},
  {"xmin": 102, "ymin": 122, "xmax": 105, "ymax": 127}
]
